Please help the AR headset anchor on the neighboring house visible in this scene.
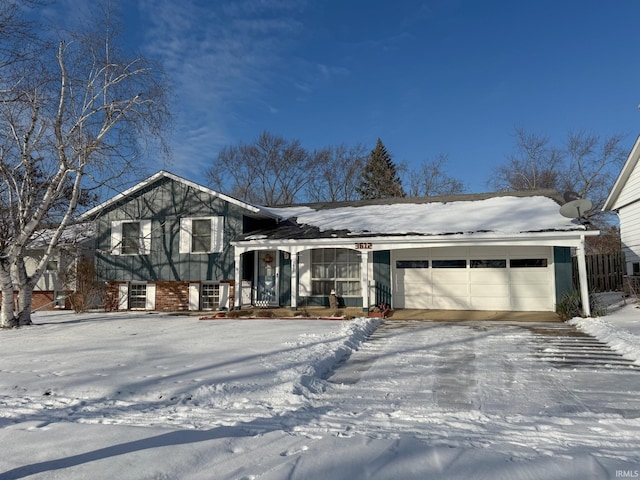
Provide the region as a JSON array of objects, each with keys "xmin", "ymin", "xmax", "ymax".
[
  {"xmin": 604, "ymin": 135, "xmax": 640, "ymax": 289},
  {"xmin": 80, "ymin": 171, "xmax": 597, "ymax": 316},
  {"xmin": 12, "ymin": 223, "xmax": 95, "ymax": 310},
  {"xmin": 77, "ymin": 171, "xmax": 279, "ymax": 311},
  {"xmin": 233, "ymin": 190, "xmax": 597, "ymax": 316}
]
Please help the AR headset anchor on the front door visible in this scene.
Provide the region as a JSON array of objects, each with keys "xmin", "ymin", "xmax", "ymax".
[{"xmin": 256, "ymin": 250, "xmax": 279, "ymax": 307}]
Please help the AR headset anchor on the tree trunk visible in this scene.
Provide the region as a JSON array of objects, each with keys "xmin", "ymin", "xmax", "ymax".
[
  {"xmin": 16, "ymin": 284, "xmax": 33, "ymax": 326},
  {"xmin": 15, "ymin": 258, "xmax": 33, "ymax": 326},
  {"xmin": 0, "ymin": 258, "xmax": 17, "ymax": 328}
]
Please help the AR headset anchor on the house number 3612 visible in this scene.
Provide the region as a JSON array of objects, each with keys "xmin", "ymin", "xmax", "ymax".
[{"xmin": 355, "ymin": 243, "xmax": 373, "ymax": 249}]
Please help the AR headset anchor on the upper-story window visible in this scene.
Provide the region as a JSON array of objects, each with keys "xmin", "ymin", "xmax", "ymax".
[
  {"xmin": 111, "ymin": 220, "xmax": 151, "ymax": 255},
  {"xmin": 180, "ymin": 217, "xmax": 224, "ymax": 254},
  {"xmin": 122, "ymin": 222, "xmax": 141, "ymax": 254}
]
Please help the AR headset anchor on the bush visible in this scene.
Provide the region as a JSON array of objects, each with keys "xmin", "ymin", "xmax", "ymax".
[{"xmin": 556, "ymin": 289, "xmax": 607, "ymax": 320}]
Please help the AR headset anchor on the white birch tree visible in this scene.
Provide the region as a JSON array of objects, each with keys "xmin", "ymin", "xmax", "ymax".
[{"xmin": 0, "ymin": 2, "xmax": 169, "ymax": 327}]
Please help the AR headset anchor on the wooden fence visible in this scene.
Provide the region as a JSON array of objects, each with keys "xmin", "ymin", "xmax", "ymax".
[{"xmin": 572, "ymin": 252, "xmax": 625, "ymax": 292}]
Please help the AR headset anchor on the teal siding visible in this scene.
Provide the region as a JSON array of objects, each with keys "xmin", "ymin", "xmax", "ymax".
[
  {"xmin": 373, "ymin": 250, "xmax": 391, "ymax": 306},
  {"xmin": 279, "ymin": 251, "xmax": 291, "ymax": 306},
  {"xmin": 95, "ymin": 177, "xmax": 246, "ymax": 283},
  {"xmin": 554, "ymin": 246, "xmax": 573, "ymax": 302}
]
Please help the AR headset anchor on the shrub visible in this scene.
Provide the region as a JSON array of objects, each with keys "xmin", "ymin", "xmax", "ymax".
[{"xmin": 556, "ymin": 289, "xmax": 607, "ymax": 320}]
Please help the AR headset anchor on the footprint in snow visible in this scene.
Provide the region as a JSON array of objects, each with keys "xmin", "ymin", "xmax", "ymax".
[{"xmin": 280, "ymin": 445, "xmax": 309, "ymax": 457}]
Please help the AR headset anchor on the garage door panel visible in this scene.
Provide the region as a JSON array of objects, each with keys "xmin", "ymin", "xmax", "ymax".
[
  {"xmin": 471, "ymin": 296, "xmax": 511, "ymax": 309},
  {"xmin": 469, "ymin": 270, "xmax": 509, "ymax": 285},
  {"xmin": 432, "ymin": 283, "xmax": 469, "ymax": 297},
  {"xmin": 471, "ymin": 283, "xmax": 510, "ymax": 297},
  {"xmin": 511, "ymin": 296, "xmax": 549, "ymax": 310},
  {"xmin": 432, "ymin": 270, "xmax": 467, "ymax": 284},
  {"xmin": 511, "ymin": 283, "xmax": 549, "ymax": 298},
  {"xmin": 400, "ymin": 283, "xmax": 432, "ymax": 295},
  {"xmin": 510, "ymin": 269, "xmax": 548, "ymax": 284},
  {"xmin": 401, "ymin": 295, "xmax": 433, "ymax": 309},
  {"xmin": 433, "ymin": 296, "xmax": 472, "ymax": 309},
  {"xmin": 402, "ymin": 270, "xmax": 431, "ymax": 282}
]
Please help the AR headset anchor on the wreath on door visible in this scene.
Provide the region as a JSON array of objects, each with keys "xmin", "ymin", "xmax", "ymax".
[{"xmin": 263, "ymin": 253, "xmax": 274, "ymax": 264}]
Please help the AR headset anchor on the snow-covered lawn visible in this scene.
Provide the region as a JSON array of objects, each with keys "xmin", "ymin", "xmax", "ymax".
[{"xmin": 0, "ymin": 303, "xmax": 639, "ymax": 480}]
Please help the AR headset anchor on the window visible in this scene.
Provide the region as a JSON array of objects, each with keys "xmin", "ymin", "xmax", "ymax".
[
  {"xmin": 122, "ymin": 222, "xmax": 141, "ymax": 255},
  {"xmin": 432, "ymin": 259, "xmax": 466, "ymax": 268},
  {"xmin": 192, "ymin": 219, "xmax": 212, "ymax": 253},
  {"xmin": 111, "ymin": 220, "xmax": 151, "ymax": 255},
  {"xmin": 46, "ymin": 260, "xmax": 59, "ymax": 272},
  {"xmin": 396, "ymin": 260, "xmax": 429, "ymax": 269},
  {"xmin": 510, "ymin": 258, "xmax": 548, "ymax": 268},
  {"xmin": 180, "ymin": 217, "xmax": 223, "ymax": 254},
  {"xmin": 311, "ymin": 248, "xmax": 361, "ymax": 296},
  {"xmin": 201, "ymin": 283, "xmax": 220, "ymax": 310},
  {"xmin": 129, "ymin": 284, "xmax": 147, "ymax": 309},
  {"xmin": 632, "ymin": 262, "xmax": 639, "ymax": 276},
  {"xmin": 471, "ymin": 259, "xmax": 507, "ymax": 268}
]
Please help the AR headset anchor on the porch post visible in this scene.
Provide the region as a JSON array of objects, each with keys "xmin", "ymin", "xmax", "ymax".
[
  {"xmin": 290, "ymin": 250, "xmax": 298, "ymax": 311},
  {"xmin": 361, "ymin": 250, "xmax": 369, "ymax": 312},
  {"xmin": 234, "ymin": 250, "xmax": 242, "ymax": 310},
  {"xmin": 576, "ymin": 235, "xmax": 591, "ymax": 317}
]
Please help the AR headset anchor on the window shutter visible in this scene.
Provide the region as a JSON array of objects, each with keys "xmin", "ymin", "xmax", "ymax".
[
  {"xmin": 145, "ymin": 283, "xmax": 156, "ymax": 310},
  {"xmin": 118, "ymin": 283, "xmax": 128, "ymax": 310},
  {"xmin": 140, "ymin": 220, "xmax": 152, "ymax": 255},
  {"xmin": 180, "ymin": 218, "xmax": 192, "ymax": 254},
  {"xmin": 111, "ymin": 221, "xmax": 123, "ymax": 255},
  {"xmin": 189, "ymin": 283, "xmax": 200, "ymax": 310},
  {"xmin": 212, "ymin": 217, "xmax": 224, "ymax": 253}
]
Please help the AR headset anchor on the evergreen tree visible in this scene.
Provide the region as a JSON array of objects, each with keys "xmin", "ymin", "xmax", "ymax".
[{"xmin": 358, "ymin": 138, "xmax": 405, "ymax": 199}]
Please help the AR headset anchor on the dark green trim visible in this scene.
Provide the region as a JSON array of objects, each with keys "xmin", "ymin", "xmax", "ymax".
[{"xmin": 554, "ymin": 246, "xmax": 573, "ymax": 301}]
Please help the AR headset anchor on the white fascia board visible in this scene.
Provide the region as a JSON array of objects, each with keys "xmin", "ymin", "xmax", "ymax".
[
  {"xmin": 78, "ymin": 170, "xmax": 279, "ymax": 220},
  {"xmin": 232, "ymin": 230, "xmax": 598, "ymax": 253},
  {"xmin": 603, "ymin": 135, "xmax": 640, "ymax": 211}
]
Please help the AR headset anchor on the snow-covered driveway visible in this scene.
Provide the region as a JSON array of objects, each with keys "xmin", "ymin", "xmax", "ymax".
[
  {"xmin": 326, "ymin": 320, "xmax": 640, "ymax": 419},
  {"xmin": 304, "ymin": 320, "xmax": 640, "ymax": 460}
]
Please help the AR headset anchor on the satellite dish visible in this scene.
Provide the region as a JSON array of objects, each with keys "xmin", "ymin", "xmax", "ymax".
[
  {"xmin": 560, "ymin": 198, "xmax": 593, "ymax": 219},
  {"xmin": 563, "ymin": 191, "xmax": 580, "ymax": 203}
]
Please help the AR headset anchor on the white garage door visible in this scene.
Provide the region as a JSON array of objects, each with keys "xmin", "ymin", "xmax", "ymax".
[{"xmin": 393, "ymin": 246, "xmax": 554, "ymax": 311}]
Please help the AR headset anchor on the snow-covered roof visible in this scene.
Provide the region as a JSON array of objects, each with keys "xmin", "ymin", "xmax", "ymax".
[
  {"xmin": 27, "ymin": 223, "xmax": 96, "ymax": 249},
  {"xmin": 254, "ymin": 192, "xmax": 585, "ymax": 239}
]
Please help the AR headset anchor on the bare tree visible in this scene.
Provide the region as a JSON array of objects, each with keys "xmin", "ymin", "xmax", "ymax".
[
  {"xmin": 490, "ymin": 127, "xmax": 626, "ymax": 228},
  {"xmin": 490, "ymin": 127, "xmax": 563, "ymax": 192},
  {"xmin": 0, "ymin": 2, "xmax": 169, "ymax": 327},
  {"xmin": 560, "ymin": 131, "xmax": 627, "ymax": 226},
  {"xmin": 207, "ymin": 131, "xmax": 321, "ymax": 206},
  {"xmin": 306, "ymin": 144, "xmax": 368, "ymax": 202},
  {"xmin": 407, "ymin": 154, "xmax": 465, "ymax": 197}
]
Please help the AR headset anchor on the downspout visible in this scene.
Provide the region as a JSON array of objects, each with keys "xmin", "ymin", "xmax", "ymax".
[
  {"xmin": 290, "ymin": 250, "xmax": 298, "ymax": 311},
  {"xmin": 234, "ymin": 250, "xmax": 242, "ymax": 310},
  {"xmin": 576, "ymin": 234, "xmax": 591, "ymax": 317}
]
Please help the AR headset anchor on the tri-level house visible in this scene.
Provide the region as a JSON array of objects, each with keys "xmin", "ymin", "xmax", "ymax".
[
  {"xmin": 80, "ymin": 170, "xmax": 597, "ymax": 316},
  {"xmin": 78, "ymin": 171, "xmax": 279, "ymax": 311}
]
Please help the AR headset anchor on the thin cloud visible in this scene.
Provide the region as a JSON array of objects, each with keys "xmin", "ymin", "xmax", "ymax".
[{"xmin": 137, "ymin": 0, "xmax": 304, "ymax": 178}]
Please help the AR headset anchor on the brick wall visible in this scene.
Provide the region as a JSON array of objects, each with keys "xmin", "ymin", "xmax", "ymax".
[
  {"xmin": 156, "ymin": 282, "xmax": 190, "ymax": 311},
  {"xmin": 104, "ymin": 280, "xmax": 237, "ymax": 312},
  {"xmin": 104, "ymin": 282, "xmax": 120, "ymax": 312}
]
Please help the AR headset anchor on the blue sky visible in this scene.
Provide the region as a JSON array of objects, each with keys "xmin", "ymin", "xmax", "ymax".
[{"xmin": 119, "ymin": 0, "xmax": 640, "ymax": 193}]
